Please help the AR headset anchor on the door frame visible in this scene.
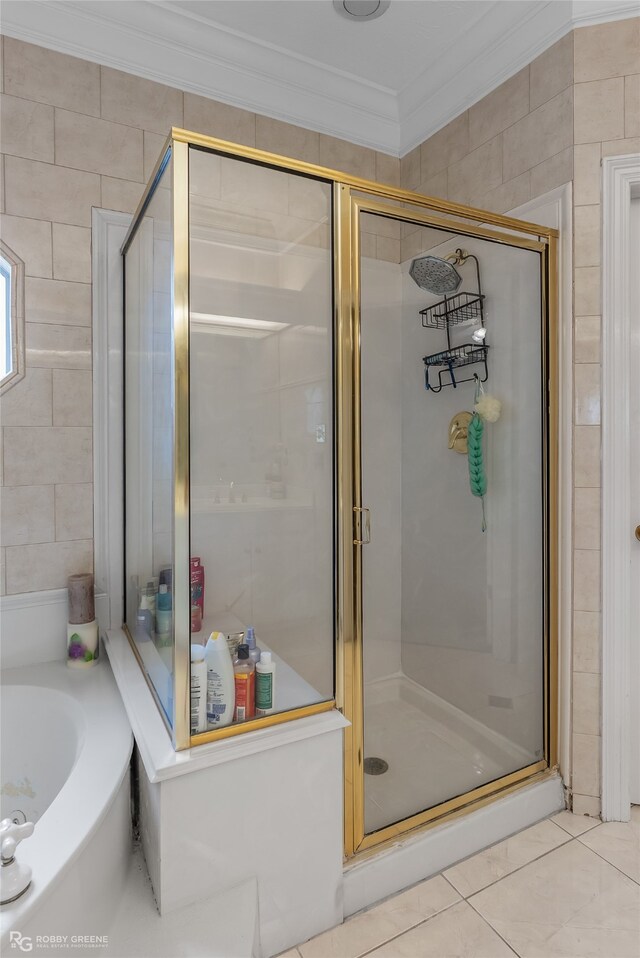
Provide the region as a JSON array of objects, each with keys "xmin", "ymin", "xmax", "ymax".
[
  {"xmin": 342, "ymin": 191, "xmax": 559, "ymax": 858},
  {"xmin": 509, "ymin": 186, "xmax": 573, "ymax": 796},
  {"xmin": 601, "ymin": 153, "xmax": 640, "ymax": 821}
]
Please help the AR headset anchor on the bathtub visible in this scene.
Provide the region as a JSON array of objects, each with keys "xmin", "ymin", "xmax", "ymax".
[{"xmin": 0, "ymin": 659, "xmax": 133, "ymax": 954}]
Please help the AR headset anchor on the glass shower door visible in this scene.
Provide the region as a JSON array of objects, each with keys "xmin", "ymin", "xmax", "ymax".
[{"xmin": 355, "ymin": 200, "xmax": 549, "ymax": 842}]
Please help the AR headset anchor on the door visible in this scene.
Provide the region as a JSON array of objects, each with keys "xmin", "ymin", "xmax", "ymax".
[{"xmin": 342, "ymin": 192, "xmax": 557, "ymax": 856}]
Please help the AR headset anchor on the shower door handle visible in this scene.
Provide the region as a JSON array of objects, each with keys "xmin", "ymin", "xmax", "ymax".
[{"xmin": 353, "ymin": 507, "xmax": 371, "ymax": 545}]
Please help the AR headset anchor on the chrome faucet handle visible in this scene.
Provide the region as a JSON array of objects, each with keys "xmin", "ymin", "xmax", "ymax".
[{"xmin": 0, "ymin": 818, "xmax": 34, "ymax": 863}]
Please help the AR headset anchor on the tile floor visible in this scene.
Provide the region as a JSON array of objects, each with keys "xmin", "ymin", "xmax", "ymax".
[{"xmin": 283, "ymin": 807, "xmax": 640, "ymax": 958}]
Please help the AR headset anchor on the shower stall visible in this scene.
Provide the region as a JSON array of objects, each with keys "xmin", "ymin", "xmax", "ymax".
[{"xmin": 122, "ymin": 128, "xmax": 557, "ymax": 860}]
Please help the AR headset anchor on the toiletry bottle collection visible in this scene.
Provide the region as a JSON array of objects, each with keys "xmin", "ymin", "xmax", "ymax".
[
  {"xmin": 190, "ymin": 627, "xmax": 276, "ymax": 734},
  {"xmin": 135, "ymin": 558, "xmax": 205, "ymax": 646},
  {"xmin": 135, "ymin": 558, "xmax": 276, "ymax": 734},
  {"xmin": 135, "ymin": 565, "xmax": 175, "ymax": 647}
]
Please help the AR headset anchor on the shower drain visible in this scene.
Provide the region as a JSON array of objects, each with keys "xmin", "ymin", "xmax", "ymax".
[{"xmin": 364, "ymin": 757, "xmax": 388, "ymax": 775}]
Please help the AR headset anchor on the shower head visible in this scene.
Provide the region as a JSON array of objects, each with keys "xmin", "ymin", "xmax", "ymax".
[{"xmin": 409, "ymin": 248, "xmax": 468, "ymax": 295}]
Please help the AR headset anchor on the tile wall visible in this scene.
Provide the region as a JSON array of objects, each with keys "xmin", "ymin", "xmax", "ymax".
[
  {"xmin": 0, "ymin": 35, "xmax": 398, "ymax": 596},
  {"xmin": 401, "ymin": 17, "xmax": 640, "ymax": 817}
]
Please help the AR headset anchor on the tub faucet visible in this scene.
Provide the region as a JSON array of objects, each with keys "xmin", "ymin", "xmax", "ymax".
[{"xmin": 0, "ymin": 817, "xmax": 34, "ymax": 904}]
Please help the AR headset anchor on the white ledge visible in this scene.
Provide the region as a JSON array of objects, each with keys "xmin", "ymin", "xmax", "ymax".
[{"xmin": 104, "ymin": 628, "xmax": 348, "ymax": 784}]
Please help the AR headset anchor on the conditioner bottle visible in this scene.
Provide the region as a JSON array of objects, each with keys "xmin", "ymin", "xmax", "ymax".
[
  {"xmin": 190, "ymin": 644, "xmax": 207, "ymax": 735},
  {"xmin": 255, "ymin": 651, "xmax": 276, "ymax": 716}
]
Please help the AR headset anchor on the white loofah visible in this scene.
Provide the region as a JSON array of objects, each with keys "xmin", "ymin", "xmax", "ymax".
[{"xmin": 474, "ymin": 394, "xmax": 502, "ymax": 422}]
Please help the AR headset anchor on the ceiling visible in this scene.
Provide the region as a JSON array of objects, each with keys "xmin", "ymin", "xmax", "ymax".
[
  {"xmin": 169, "ymin": 0, "xmax": 492, "ymax": 91},
  {"xmin": 1, "ymin": 0, "xmax": 637, "ymax": 155}
]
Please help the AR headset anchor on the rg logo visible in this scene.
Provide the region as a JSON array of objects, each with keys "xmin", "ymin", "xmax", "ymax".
[{"xmin": 9, "ymin": 932, "xmax": 33, "ymax": 952}]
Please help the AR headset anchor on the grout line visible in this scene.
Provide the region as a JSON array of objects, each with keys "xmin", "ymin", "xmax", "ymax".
[
  {"xmin": 355, "ymin": 898, "xmax": 464, "ymax": 958},
  {"xmin": 575, "ymin": 831, "xmax": 640, "ymax": 887},
  {"xmin": 552, "ymin": 817, "xmax": 601, "ymax": 838},
  {"xmin": 29, "ymin": 275, "xmax": 92, "ymax": 288},
  {"xmin": 446, "ymin": 825, "xmax": 574, "ymax": 901},
  {"xmin": 441, "ymin": 872, "xmax": 462, "ymax": 897},
  {"xmin": 5, "ymin": 148, "xmax": 145, "ymax": 188},
  {"xmin": 26, "ymin": 318, "xmax": 92, "ymax": 331},
  {"xmin": 465, "ymin": 897, "xmax": 520, "ymax": 956}
]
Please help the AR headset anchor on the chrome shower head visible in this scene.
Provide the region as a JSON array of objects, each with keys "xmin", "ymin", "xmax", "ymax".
[{"xmin": 409, "ymin": 249, "xmax": 468, "ymax": 295}]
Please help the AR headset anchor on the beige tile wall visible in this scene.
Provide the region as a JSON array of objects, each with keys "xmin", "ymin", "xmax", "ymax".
[
  {"xmin": 400, "ymin": 32, "xmax": 576, "ymax": 211},
  {"xmin": 570, "ymin": 15, "xmax": 639, "ymax": 818},
  {"xmin": 0, "ymin": 36, "xmax": 398, "ymax": 597},
  {"xmin": 401, "ymin": 17, "xmax": 639, "ymax": 817}
]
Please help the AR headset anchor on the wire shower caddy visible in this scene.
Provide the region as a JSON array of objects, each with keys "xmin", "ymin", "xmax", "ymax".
[{"xmin": 421, "ymin": 251, "xmax": 489, "ymax": 392}]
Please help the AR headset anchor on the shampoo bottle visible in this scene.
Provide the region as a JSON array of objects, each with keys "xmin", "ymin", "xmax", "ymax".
[
  {"xmin": 205, "ymin": 631, "xmax": 235, "ymax": 729},
  {"xmin": 190, "ymin": 558, "xmax": 205, "ymax": 632},
  {"xmin": 145, "ymin": 579, "xmax": 158, "ymax": 630},
  {"xmin": 233, "ymin": 644, "xmax": 255, "ymax": 722},
  {"xmin": 137, "ymin": 591, "xmax": 154, "ymax": 638},
  {"xmin": 156, "ymin": 584, "xmax": 172, "ymax": 646},
  {"xmin": 255, "ymin": 651, "xmax": 276, "ymax": 715},
  {"xmin": 190, "ymin": 644, "xmax": 207, "ymax": 735}
]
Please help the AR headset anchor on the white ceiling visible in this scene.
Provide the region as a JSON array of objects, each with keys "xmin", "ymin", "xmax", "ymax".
[
  {"xmin": 169, "ymin": 0, "xmax": 493, "ymax": 91},
  {"xmin": 1, "ymin": 0, "xmax": 637, "ymax": 155}
]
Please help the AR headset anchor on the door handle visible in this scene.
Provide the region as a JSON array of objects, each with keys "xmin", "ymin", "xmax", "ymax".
[
  {"xmin": 635, "ymin": 525, "xmax": 640, "ymax": 542},
  {"xmin": 353, "ymin": 507, "xmax": 371, "ymax": 545}
]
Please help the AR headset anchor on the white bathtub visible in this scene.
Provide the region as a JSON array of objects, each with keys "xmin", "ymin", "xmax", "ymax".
[{"xmin": 0, "ymin": 660, "xmax": 133, "ymax": 954}]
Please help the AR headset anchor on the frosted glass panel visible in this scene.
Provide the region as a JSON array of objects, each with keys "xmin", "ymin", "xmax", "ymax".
[
  {"xmin": 360, "ymin": 211, "xmax": 544, "ymax": 834},
  {"xmin": 188, "ymin": 147, "xmax": 334, "ymax": 725},
  {"xmin": 124, "ymin": 155, "xmax": 174, "ymax": 725}
]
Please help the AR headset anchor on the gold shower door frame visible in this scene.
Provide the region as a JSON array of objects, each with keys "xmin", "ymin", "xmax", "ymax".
[
  {"xmin": 123, "ymin": 129, "xmax": 558, "ymax": 853},
  {"xmin": 341, "ymin": 191, "xmax": 558, "ymax": 858}
]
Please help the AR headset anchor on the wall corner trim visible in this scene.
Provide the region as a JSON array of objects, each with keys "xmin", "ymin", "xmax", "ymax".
[
  {"xmin": 601, "ymin": 152, "xmax": 640, "ymax": 822},
  {"xmin": 92, "ymin": 207, "xmax": 131, "ymax": 632}
]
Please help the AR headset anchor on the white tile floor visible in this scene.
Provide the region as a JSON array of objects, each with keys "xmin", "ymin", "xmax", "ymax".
[{"xmin": 287, "ymin": 807, "xmax": 640, "ymax": 958}]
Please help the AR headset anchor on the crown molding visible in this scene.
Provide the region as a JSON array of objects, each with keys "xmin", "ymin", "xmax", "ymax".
[
  {"xmin": 1, "ymin": 0, "xmax": 637, "ymax": 159},
  {"xmin": 572, "ymin": 0, "xmax": 640, "ymax": 27},
  {"xmin": 0, "ymin": 0, "xmax": 400, "ymax": 153},
  {"xmin": 399, "ymin": 0, "xmax": 639, "ymax": 155},
  {"xmin": 399, "ymin": 1, "xmax": 570, "ymax": 155}
]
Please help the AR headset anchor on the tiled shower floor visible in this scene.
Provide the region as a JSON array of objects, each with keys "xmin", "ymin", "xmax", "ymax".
[
  {"xmin": 363, "ymin": 675, "xmax": 538, "ymax": 833},
  {"xmin": 288, "ymin": 807, "xmax": 640, "ymax": 958}
]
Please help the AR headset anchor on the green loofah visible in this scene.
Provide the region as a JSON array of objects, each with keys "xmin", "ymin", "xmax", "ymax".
[{"xmin": 467, "ymin": 412, "xmax": 487, "ymax": 498}]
